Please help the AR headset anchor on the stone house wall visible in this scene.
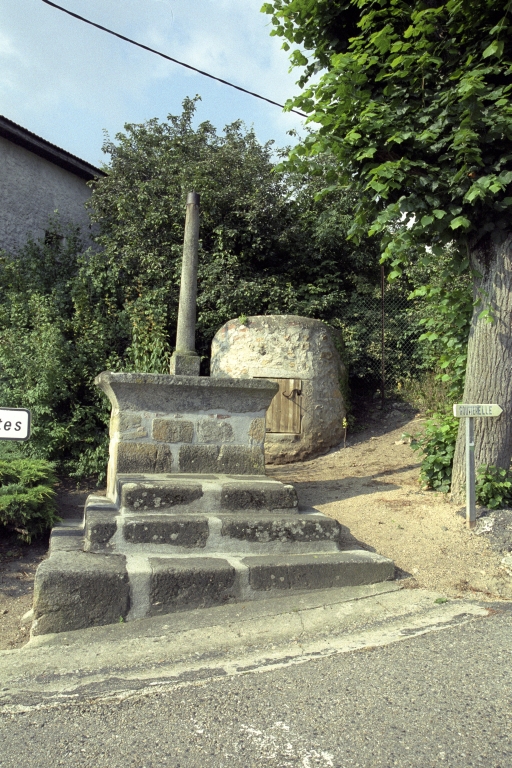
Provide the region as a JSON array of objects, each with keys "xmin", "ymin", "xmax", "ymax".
[{"xmin": 0, "ymin": 117, "xmax": 103, "ymax": 254}]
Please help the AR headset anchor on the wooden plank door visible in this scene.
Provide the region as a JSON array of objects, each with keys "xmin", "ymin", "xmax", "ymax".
[{"xmin": 263, "ymin": 378, "xmax": 302, "ymax": 434}]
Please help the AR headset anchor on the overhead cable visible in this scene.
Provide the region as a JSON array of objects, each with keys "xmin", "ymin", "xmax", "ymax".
[{"xmin": 41, "ymin": 0, "xmax": 307, "ymax": 118}]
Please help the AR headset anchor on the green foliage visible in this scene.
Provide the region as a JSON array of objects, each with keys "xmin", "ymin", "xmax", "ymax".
[
  {"xmin": 264, "ymin": 0, "xmax": 511, "ymax": 385},
  {"xmin": 0, "ymin": 457, "xmax": 58, "ymax": 542},
  {"xmin": 475, "ymin": 465, "xmax": 512, "ymax": 509},
  {"xmin": 0, "ymin": 101, "xmax": 396, "ymax": 479},
  {"xmin": 264, "ymin": 0, "xmax": 512, "ymax": 268},
  {"xmin": 409, "ymin": 249, "xmax": 473, "ymax": 399},
  {"xmin": 264, "ymin": 0, "xmax": 512, "ymax": 487},
  {"xmin": 87, "ymin": 100, "xmax": 385, "ymax": 369},
  {"xmin": 124, "ymin": 292, "xmax": 171, "ymax": 374},
  {"xmin": 0, "ymin": 221, "xmax": 111, "ymax": 480},
  {"xmin": 399, "ymin": 372, "xmax": 452, "ymax": 415},
  {"xmin": 410, "ymin": 413, "xmax": 459, "ymax": 492}
]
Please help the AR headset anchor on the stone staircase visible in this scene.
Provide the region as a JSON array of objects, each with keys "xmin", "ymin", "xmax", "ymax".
[{"xmin": 31, "ymin": 373, "xmax": 393, "ymax": 637}]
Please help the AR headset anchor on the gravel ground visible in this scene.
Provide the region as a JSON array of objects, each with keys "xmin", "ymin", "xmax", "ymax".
[{"xmin": 269, "ymin": 406, "xmax": 512, "ymax": 601}]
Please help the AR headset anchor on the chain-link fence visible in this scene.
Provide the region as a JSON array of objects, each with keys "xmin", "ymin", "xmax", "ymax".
[{"xmin": 336, "ymin": 269, "xmax": 428, "ymax": 401}]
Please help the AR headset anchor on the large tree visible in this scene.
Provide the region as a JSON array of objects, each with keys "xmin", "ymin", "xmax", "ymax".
[{"xmin": 264, "ymin": 0, "xmax": 512, "ymax": 496}]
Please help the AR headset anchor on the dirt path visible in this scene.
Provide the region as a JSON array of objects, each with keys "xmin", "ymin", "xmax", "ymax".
[
  {"xmin": 1, "ymin": 409, "xmax": 511, "ymax": 650},
  {"xmin": 269, "ymin": 409, "xmax": 512, "ymax": 600}
]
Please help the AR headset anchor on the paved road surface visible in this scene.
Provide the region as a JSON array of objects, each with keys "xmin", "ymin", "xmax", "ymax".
[{"xmin": 1, "ymin": 588, "xmax": 510, "ymax": 767}]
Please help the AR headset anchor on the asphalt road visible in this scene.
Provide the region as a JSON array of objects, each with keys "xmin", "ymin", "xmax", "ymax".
[{"xmin": 1, "ymin": 608, "xmax": 511, "ymax": 768}]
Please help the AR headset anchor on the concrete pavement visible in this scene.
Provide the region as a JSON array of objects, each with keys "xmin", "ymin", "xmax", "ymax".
[
  {"xmin": 1, "ymin": 585, "xmax": 510, "ymax": 768},
  {"xmin": 0, "ymin": 583, "xmax": 496, "ymax": 711}
]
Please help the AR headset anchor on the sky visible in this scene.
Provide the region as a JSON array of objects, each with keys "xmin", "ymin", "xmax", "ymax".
[{"xmin": 0, "ymin": 0, "xmax": 307, "ymax": 168}]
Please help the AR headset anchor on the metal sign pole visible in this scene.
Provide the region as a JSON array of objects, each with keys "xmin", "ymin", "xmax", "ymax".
[
  {"xmin": 453, "ymin": 403, "xmax": 503, "ymax": 530},
  {"xmin": 466, "ymin": 416, "xmax": 476, "ymax": 529}
]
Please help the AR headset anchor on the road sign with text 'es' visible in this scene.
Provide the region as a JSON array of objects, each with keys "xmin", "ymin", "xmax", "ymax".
[{"xmin": 0, "ymin": 408, "xmax": 31, "ymax": 440}]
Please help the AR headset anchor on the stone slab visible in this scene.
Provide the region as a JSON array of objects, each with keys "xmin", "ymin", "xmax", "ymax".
[
  {"xmin": 121, "ymin": 482, "xmax": 203, "ymax": 511},
  {"xmin": 178, "ymin": 445, "xmax": 220, "ymax": 473},
  {"xmin": 84, "ymin": 511, "xmax": 117, "ymax": 552},
  {"xmin": 32, "ymin": 552, "xmax": 130, "ymax": 636},
  {"xmin": 149, "ymin": 557, "xmax": 236, "ymax": 615},
  {"xmin": 220, "ymin": 481, "xmax": 297, "ymax": 511},
  {"xmin": 217, "ymin": 446, "xmax": 265, "ymax": 475},
  {"xmin": 123, "ymin": 517, "xmax": 208, "ymax": 548},
  {"xmin": 152, "ymin": 419, "xmax": 194, "ymax": 443},
  {"xmin": 48, "ymin": 522, "xmax": 85, "ymax": 554},
  {"xmin": 116, "ymin": 442, "xmax": 173, "ymax": 474},
  {"xmin": 169, "ymin": 353, "xmax": 201, "ymax": 376},
  {"xmin": 221, "ymin": 515, "xmax": 342, "ymax": 544},
  {"xmin": 98, "ymin": 475, "xmax": 304, "ymax": 517},
  {"xmin": 95, "ymin": 372, "xmax": 278, "ymax": 415},
  {"xmin": 29, "ymin": 535, "xmax": 394, "ymax": 635},
  {"xmin": 244, "ymin": 551, "xmax": 394, "ymax": 592}
]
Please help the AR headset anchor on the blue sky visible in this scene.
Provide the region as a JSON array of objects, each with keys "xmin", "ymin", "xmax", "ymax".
[{"xmin": 0, "ymin": 0, "xmax": 306, "ymax": 168}]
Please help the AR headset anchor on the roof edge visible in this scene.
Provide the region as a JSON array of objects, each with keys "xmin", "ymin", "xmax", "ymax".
[{"xmin": 0, "ymin": 115, "xmax": 106, "ymax": 180}]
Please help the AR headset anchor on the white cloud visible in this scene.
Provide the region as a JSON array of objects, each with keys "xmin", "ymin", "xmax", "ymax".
[{"xmin": 0, "ymin": 30, "xmax": 25, "ymax": 62}]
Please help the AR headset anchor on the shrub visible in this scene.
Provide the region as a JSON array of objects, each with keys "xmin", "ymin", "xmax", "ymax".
[
  {"xmin": 0, "ymin": 457, "xmax": 59, "ymax": 542},
  {"xmin": 475, "ymin": 465, "xmax": 512, "ymax": 510},
  {"xmin": 410, "ymin": 413, "xmax": 458, "ymax": 493}
]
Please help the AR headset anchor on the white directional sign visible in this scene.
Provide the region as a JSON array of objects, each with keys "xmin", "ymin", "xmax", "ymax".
[
  {"xmin": 453, "ymin": 403, "xmax": 503, "ymax": 418},
  {"xmin": 0, "ymin": 408, "xmax": 31, "ymax": 440},
  {"xmin": 453, "ymin": 402, "xmax": 503, "ymax": 530}
]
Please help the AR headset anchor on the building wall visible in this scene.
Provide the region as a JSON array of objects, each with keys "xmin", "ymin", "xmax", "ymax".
[{"xmin": 0, "ymin": 135, "xmax": 94, "ymax": 254}]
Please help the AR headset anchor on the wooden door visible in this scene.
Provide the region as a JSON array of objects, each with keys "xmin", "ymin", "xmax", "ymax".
[{"xmin": 263, "ymin": 378, "xmax": 302, "ymax": 434}]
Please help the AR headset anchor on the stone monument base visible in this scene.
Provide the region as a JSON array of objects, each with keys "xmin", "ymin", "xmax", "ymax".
[
  {"xmin": 31, "ymin": 475, "xmax": 393, "ymax": 635},
  {"xmin": 30, "ymin": 373, "xmax": 393, "ymax": 636}
]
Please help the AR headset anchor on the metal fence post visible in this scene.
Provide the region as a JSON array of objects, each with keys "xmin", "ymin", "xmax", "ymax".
[{"xmin": 381, "ymin": 265, "xmax": 385, "ymax": 408}]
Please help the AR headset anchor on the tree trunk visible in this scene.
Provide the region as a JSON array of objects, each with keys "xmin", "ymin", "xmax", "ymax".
[{"xmin": 451, "ymin": 233, "xmax": 512, "ymax": 501}]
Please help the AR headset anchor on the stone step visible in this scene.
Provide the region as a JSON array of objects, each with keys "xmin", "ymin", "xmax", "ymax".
[
  {"xmin": 31, "ymin": 525, "xmax": 395, "ymax": 635},
  {"xmin": 111, "ymin": 473, "xmax": 299, "ymax": 515},
  {"xmin": 84, "ymin": 509, "xmax": 348, "ymax": 554}
]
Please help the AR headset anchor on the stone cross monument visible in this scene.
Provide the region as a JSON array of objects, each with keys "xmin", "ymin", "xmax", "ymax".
[
  {"xmin": 29, "ymin": 191, "xmax": 393, "ymax": 637},
  {"xmin": 169, "ymin": 191, "xmax": 201, "ymax": 376}
]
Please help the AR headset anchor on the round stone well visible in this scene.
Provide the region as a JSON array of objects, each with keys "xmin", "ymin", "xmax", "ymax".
[{"xmin": 211, "ymin": 315, "xmax": 347, "ymax": 463}]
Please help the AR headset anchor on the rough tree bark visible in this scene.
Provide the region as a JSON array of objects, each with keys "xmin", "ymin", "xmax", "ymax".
[{"xmin": 451, "ymin": 233, "xmax": 512, "ymax": 501}]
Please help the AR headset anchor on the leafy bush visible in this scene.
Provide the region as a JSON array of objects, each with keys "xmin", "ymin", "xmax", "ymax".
[
  {"xmin": 476, "ymin": 465, "xmax": 512, "ymax": 510},
  {"xmin": 0, "ymin": 221, "xmax": 112, "ymax": 480},
  {"xmin": 410, "ymin": 413, "xmax": 459, "ymax": 493},
  {"xmin": 0, "ymin": 103, "xmax": 398, "ymax": 483},
  {"xmin": 0, "ymin": 102, "xmax": 436, "ymax": 482},
  {"xmin": 0, "ymin": 457, "xmax": 58, "ymax": 542},
  {"xmin": 399, "ymin": 372, "xmax": 452, "ymax": 415}
]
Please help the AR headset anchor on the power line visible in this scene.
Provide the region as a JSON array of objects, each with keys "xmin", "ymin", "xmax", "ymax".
[{"xmin": 41, "ymin": 0, "xmax": 307, "ymax": 118}]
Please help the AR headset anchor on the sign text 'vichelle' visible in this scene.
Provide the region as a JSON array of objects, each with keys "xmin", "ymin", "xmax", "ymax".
[{"xmin": 453, "ymin": 403, "xmax": 503, "ymax": 418}]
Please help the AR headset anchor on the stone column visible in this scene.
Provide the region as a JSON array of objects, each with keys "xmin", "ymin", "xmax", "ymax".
[{"xmin": 170, "ymin": 191, "xmax": 201, "ymax": 376}]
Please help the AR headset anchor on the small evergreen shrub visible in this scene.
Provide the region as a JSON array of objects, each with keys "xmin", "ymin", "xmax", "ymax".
[{"xmin": 0, "ymin": 458, "xmax": 59, "ymax": 542}]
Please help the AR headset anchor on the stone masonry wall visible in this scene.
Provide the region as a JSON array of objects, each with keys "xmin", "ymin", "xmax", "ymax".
[
  {"xmin": 210, "ymin": 315, "xmax": 347, "ymax": 463},
  {"xmin": 95, "ymin": 373, "xmax": 278, "ymax": 498}
]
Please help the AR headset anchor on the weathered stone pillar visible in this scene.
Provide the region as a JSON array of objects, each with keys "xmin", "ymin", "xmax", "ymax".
[{"xmin": 170, "ymin": 191, "xmax": 201, "ymax": 376}]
